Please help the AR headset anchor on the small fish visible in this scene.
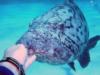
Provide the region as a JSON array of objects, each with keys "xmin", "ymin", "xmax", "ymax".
[{"xmin": 16, "ymin": 0, "xmax": 100, "ymax": 71}]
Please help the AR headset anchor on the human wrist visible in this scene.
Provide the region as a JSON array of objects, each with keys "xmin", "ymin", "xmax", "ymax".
[
  {"xmin": 0, "ymin": 61, "xmax": 19, "ymax": 75},
  {"xmin": 0, "ymin": 57, "xmax": 25, "ymax": 75}
]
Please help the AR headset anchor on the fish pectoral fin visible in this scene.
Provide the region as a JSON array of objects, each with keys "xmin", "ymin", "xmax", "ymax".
[
  {"xmin": 77, "ymin": 35, "xmax": 100, "ymax": 68},
  {"xmin": 68, "ymin": 62, "xmax": 76, "ymax": 71},
  {"xmin": 87, "ymin": 35, "xmax": 100, "ymax": 50},
  {"xmin": 78, "ymin": 50, "xmax": 90, "ymax": 68}
]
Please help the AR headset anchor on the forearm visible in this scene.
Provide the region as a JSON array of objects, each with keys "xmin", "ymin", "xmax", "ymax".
[{"xmin": 1, "ymin": 44, "xmax": 36, "ymax": 75}]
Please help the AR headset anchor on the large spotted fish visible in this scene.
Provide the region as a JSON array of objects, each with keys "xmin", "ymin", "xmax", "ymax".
[{"xmin": 16, "ymin": 0, "xmax": 100, "ymax": 70}]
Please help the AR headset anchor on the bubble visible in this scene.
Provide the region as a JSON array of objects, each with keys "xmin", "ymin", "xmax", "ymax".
[{"xmin": 90, "ymin": 0, "xmax": 100, "ymax": 13}]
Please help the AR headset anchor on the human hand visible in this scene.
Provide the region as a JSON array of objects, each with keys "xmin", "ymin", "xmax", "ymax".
[{"xmin": 4, "ymin": 44, "xmax": 36, "ymax": 70}]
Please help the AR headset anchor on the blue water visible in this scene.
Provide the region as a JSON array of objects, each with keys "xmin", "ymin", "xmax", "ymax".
[{"xmin": 0, "ymin": 0, "xmax": 100, "ymax": 75}]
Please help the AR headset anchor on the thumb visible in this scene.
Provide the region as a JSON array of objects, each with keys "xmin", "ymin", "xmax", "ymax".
[{"xmin": 24, "ymin": 55, "xmax": 36, "ymax": 70}]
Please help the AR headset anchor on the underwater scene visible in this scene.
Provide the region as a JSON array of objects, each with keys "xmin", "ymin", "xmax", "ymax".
[{"xmin": 0, "ymin": 0, "xmax": 100, "ymax": 75}]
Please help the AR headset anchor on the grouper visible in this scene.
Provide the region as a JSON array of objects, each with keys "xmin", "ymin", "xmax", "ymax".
[{"xmin": 16, "ymin": 0, "xmax": 100, "ymax": 70}]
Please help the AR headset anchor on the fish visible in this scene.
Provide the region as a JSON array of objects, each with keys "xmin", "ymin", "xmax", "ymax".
[{"xmin": 16, "ymin": 0, "xmax": 100, "ymax": 71}]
